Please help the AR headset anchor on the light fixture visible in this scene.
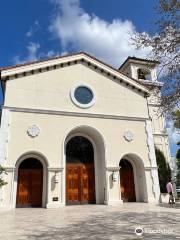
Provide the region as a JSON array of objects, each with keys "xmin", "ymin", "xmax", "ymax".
[
  {"xmin": 112, "ymin": 171, "xmax": 119, "ymax": 182},
  {"xmin": 54, "ymin": 172, "xmax": 59, "ymax": 183}
]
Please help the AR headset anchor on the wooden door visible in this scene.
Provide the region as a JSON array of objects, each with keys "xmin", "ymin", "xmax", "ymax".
[
  {"xmin": 66, "ymin": 163, "xmax": 95, "ymax": 204},
  {"xmin": 81, "ymin": 164, "xmax": 95, "ymax": 203},
  {"xmin": 120, "ymin": 168, "xmax": 136, "ymax": 202},
  {"xmin": 31, "ymin": 170, "xmax": 43, "ymax": 207},
  {"xmin": 16, "ymin": 169, "xmax": 43, "ymax": 207},
  {"xmin": 66, "ymin": 164, "xmax": 80, "ymax": 204},
  {"xmin": 16, "ymin": 170, "xmax": 31, "ymax": 207}
]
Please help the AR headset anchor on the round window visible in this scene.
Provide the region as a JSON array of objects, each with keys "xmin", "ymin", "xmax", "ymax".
[{"xmin": 71, "ymin": 85, "xmax": 96, "ymax": 108}]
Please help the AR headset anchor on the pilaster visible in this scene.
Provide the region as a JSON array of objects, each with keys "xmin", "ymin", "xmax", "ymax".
[
  {"xmin": 105, "ymin": 167, "xmax": 123, "ymax": 205},
  {"xmin": 145, "ymin": 120, "xmax": 161, "ymax": 202},
  {"xmin": 0, "ymin": 109, "xmax": 11, "ymax": 205}
]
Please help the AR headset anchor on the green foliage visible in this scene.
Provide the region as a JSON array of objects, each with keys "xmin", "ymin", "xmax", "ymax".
[
  {"xmin": 155, "ymin": 148, "xmax": 171, "ymax": 193},
  {"xmin": 132, "ymin": 0, "xmax": 180, "ymax": 114},
  {"xmin": 177, "ymin": 148, "xmax": 180, "ymax": 161},
  {"xmin": 0, "ymin": 165, "xmax": 7, "ymax": 188},
  {"xmin": 172, "ymin": 110, "xmax": 180, "ymax": 129}
]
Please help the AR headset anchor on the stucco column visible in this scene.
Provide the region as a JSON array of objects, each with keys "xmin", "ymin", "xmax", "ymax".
[
  {"xmin": 118, "ymin": 166, "xmax": 123, "ymax": 202},
  {"xmin": 0, "ymin": 109, "xmax": 11, "ymax": 207},
  {"xmin": 145, "ymin": 120, "xmax": 161, "ymax": 202},
  {"xmin": 105, "ymin": 167, "xmax": 123, "ymax": 205},
  {"xmin": 6, "ymin": 167, "xmax": 16, "ymax": 208},
  {"xmin": 46, "ymin": 168, "xmax": 51, "ymax": 207},
  {"xmin": 46, "ymin": 167, "xmax": 64, "ymax": 208}
]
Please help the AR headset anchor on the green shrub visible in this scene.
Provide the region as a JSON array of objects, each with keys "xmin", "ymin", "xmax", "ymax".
[{"xmin": 155, "ymin": 148, "xmax": 171, "ymax": 193}]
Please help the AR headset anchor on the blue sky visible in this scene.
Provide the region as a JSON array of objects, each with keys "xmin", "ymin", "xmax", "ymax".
[
  {"xmin": 0, "ymin": 0, "xmax": 157, "ymax": 68},
  {"xmin": 0, "ymin": 0, "xmax": 179, "ymax": 156}
]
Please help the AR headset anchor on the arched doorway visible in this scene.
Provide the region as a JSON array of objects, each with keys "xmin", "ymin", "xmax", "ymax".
[
  {"xmin": 16, "ymin": 158, "xmax": 43, "ymax": 207},
  {"xmin": 120, "ymin": 159, "xmax": 136, "ymax": 202},
  {"xmin": 66, "ymin": 136, "xmax": 96, "ymax": 204}
]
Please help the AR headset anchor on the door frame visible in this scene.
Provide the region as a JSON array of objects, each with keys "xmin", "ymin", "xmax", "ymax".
[
  {"xmin": 66, "ymin": 162, "xmax": 96, "ymax": 205},
  {"xmin": 16, "ymin": 168, "xmax": 43, "ymax": 207},
  {"xmin": 13, "ymin": 152, "xmax": 48, "ymax": 208},
  {"xmin": 120, "ymin": 161, "xmax": 136, "ymax": 202},
  {"xmin": 65, "ymin": 133, "xmax": 99, "ymax": 205},
  {"xmin": 119, "ymin": 157, "xmax": 141, "ymax": 202}
]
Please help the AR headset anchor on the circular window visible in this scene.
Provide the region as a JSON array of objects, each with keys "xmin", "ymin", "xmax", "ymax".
[{"xmin": 71, "ymin": 85, "xmax": 96, "ymax": 108}]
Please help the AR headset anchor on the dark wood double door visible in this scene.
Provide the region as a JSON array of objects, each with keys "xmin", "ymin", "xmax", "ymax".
[
  {"xmin": 120, "ymin": 159, "xmax": 136, "ymax": 202},
  {"xmin": 66, "ymin": 163, "xmax": 95, "ymax": 204},
  {"xmin": 66, "ymin": 136, "xmax": 96, "ymax": 205},
  {"xmin": 16, "ymin": 158, "xmax": 43, "ymax": 207}
]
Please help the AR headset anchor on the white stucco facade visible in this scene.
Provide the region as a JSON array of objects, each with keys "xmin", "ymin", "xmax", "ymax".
[{"xmin": 0, "ymin": 53, "xmax": 170, "ymax": 208}]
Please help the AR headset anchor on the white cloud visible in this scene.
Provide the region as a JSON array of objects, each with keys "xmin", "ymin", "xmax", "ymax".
[
  {"xmin": 49, "ymin": 0, "xmax": 150, "ymax": 67},
  {"xmin": 26, "ymin": 29, "xmax": 33, "ymax": 37},
  {"xmin": 46, "ymin": 50, "xmax": 56, "ymax": 58},
  {"xmin": 13, "ymin": 42, "xmax": 40, "ymax": 64},
  {"xmin": 13, "ymin": 42, "xmax": 61, "ymax": 64},
  {"xmin": 166, "ymin": 120, "xmax": 180, "ymax": 145},
  {"xmin": 26, "ymin": 20, "xmax": 40, "ymax": 37}
]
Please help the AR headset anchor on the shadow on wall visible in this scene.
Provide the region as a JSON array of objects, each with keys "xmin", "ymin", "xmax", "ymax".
[
  {"xmin": 109, "ymin": 173, "xmax": 113, "ymax": 189},
  {"xmin": 51, "ymin": 176, "xmax": 56, "ymax": 191}
]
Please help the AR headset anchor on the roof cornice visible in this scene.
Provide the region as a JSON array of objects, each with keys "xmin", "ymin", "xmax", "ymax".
[
  {"xmin": 0, "ymin": 52, "xmax": 149, "ymax": 95},
  {"xmin": 119, "ymin": 56, "xmax": 160, "ymax": 71}
]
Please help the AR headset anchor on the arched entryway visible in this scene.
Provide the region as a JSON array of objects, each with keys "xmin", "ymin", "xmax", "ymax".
[
  {"xmin": 66, "ymin": 136, "xmax": 96, "ymax": 204},
  {"xmin": 16, "ymin": 158, "xmax": 43, "ymax": 207},
  {"xmin": 120, "ymin": 159, "xmax": 136, "ymax": 202},
  {"xmin": 119, "ymin": 154, "xmax": 148, "ymax": 202}
]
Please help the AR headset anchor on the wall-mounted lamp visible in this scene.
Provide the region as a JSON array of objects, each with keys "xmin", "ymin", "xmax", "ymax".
[
  {"xmin": 54, "ymin": 172, "xmax": 59, "ymax": 183},
  {"xmin": 112, "ymin": 171, "xmax": 119, "ymax": 182}
]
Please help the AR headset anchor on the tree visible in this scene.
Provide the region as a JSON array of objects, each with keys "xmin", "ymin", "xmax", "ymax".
[
  {"xmin": 172, "ymin": 110, "xmax": 180, "ymax": 129},
  {"xmin": 155, "ymin": 148, "xmax": 171, "ymax": 192},
  {"xmin": 0, "ymin": 165, "xmax": 7, "ymax": 188},
  {"xmin": 132, "ymin": 0, "xmax": 180, "ymax": 114}
]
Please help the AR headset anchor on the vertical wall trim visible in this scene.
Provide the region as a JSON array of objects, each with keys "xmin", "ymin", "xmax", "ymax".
[
  {"xmin": 145, "ymin": 120, "xmax": 160, "ymax": 201},
  {"xmin": 0, "ymin": 109, "xmax": 11, "ymax": 204}
]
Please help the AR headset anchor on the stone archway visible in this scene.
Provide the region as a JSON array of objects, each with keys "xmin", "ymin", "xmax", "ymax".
[
  {"xmin": 119, "ymin": 154, "xmax": 148, "ymax": 202},
  {"xmin": 66, "ymin": 136, "xmax": 96, "ymax": 204},
  {"xmin": 14, "ymin": 152, "xmax": 48, "ymax": 208},
  {"xmin": 64, "ymin": 125, "xmax": 106, "ymax": 205},
  {"xmin": 120, "ymin": 159, "xmax": 136, "ymax": 202},
  {"xmin": 16, "ymin": 158, "xmax": 43, "ymax": 207}
]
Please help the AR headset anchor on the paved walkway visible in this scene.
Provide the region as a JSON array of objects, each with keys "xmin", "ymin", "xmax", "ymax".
[{"xmin": 0, "ymin": 203, "xmax": 180, "ymax": 240}]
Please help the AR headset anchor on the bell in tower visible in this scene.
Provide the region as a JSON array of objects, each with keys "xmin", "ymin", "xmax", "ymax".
[{"xmin": 119, "ymin": 56, "xmax": 159, "ymax": 83}]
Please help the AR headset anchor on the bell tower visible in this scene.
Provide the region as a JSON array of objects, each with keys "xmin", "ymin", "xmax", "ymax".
[
  {"xmin": 119, "ymin": 56, "xmax": 159, "ymax": 82},
  {"xmin": 119, "ymin": 57, "xmax": 171, "ymax": 165}
]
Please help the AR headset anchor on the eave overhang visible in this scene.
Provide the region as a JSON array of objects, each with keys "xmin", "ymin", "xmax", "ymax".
[{"xmin": 0, "ymin": 52, "xmax": 150, "ymax": 96}]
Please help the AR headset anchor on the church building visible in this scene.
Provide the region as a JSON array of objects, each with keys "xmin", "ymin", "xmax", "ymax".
[{"xmin": 0, "ymin": 52, "xmax": 171, "ymax": 208}]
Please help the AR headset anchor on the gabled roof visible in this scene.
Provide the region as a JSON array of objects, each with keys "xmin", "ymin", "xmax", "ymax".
[
  {"xmin": 0, "ymin": 52, "xmax": 149, "ymax": 95},
  {"xmin": 119, "ymin": 56, "xmax": 160, "ymax": 71}
]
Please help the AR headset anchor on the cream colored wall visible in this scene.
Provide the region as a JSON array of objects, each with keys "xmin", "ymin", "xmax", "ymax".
[
  {"xmin": 4, "ymin": 63, "xmax": 149, "ymax": 118},
  {"xmin": 149, "ymin": 105, "xmax": 164, "ymax": 133},
  {"xmin": 130, "ymin": 63, "xmax": 157, "ymax": 81},
  {"xmin": 2, "ymin": 111, "xmax": 153, "ymax": 207},
  {"xmin": 7, "ymin": 112, "xmax": 150, "ymax": 168},
  {"xmin": 148, "ymin": 104, "xmax": 171, "ymax": 163},
  {"xmin": 2, "ymin": 62, "xmax": 160, "ymax": 207}
]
